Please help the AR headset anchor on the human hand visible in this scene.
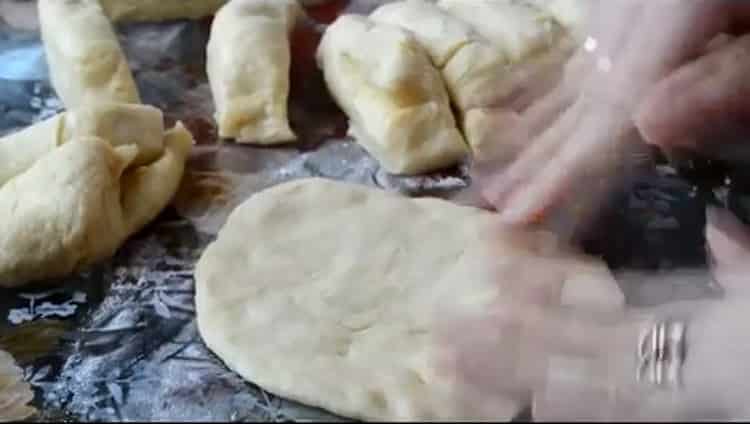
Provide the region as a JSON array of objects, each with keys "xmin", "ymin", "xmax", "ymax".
[
  {"xmin": 440, "ymin": 206, "xmax": 750, "ymax": 421},
  {"xmin": 474, "ymin": 0, "xmax": 750, "ymax": 230},
  {"xmin": 636, "ymin": 32, "xmax": 750, "ymax": 162}
]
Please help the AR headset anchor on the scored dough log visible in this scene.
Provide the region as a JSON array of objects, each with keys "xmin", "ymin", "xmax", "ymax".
[
  {"xmin": 0, "ymin": 103, "xmax": 164, "ymax": 187},
  {"xmin": 437, "ymin": 0, "xmax": 564, "ymax": 63},
  {"xmin": 207, "ymin": 0, "xmax": 301, "ymax": 144},
  {"xmin": 99, "ymin": 0, "xmax": 228, "ymax": 22},
  {"xmin": 317, "ymin": 15, "xmax": 468, "ymax": 175},
  {"xmin": 374, "ymin": 0, "xmax": 580, "ymax": 161},
  {"xmin": 38, "ymin": 0, "xmax": 140, "ymax": 108},
  {"xmin": 370, "ymin": 0, "xmax": 483, "ymax": 69},
  {"xmin": 369, "ymin": 0, "xmax": 510, "ymax": 158},
  {"xmin": 0, "ymin": 123, "xmax": 193, "ymax": 288},
  {"xmin": 195, "ymin": 177, "xmax": 624, "ymax": 421}
]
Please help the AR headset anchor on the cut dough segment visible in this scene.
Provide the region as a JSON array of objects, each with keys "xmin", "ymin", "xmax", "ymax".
[
  {"xmin": 207, "ymin": 0, "xmax": 301, "ymax": 144},
  {"xmin": 195, "ymin": 177, "xmax": 624, "ymax": 421},
  {"xmin": 60, "ymin": 103, "xmax": 165, "ymax": 166},
  {"xmin": 423, "ymin": 0, "xmax": 578, "ymax": 161},
  {"xmin": 528, "ymin": 0, "xmax": 588, "ymax": 40},
  {"xmin": 99, "ymin": 0, "xmax": 228, "ymax": 22},
  {"xmin": 38, "ymin": 0, "xmax": 140, "ymax": 108},
  {"xmin": 367, "ymin": 0, "xmax": 507, "ymax": 110},
  {"xmin": 0, "ymin": 123, "xmax": 193, "ymax": 288},
  {"xmin": 369, "ymin": 0, "xmax": 510, "ymax": 156},
  {"xmin": 0, "ymin": 103, "xmax": 164, "ymax": 187},
  {"xmin": 369, "ymin": 0, "xmax": 483, "ymax": 69},
  {"xmin": 437, "ymin": 0, "xmax": 564, "ymax": 63},
  {"xmin": 317, "ymin": 15, "xmax": 468, "ymax": 175}
]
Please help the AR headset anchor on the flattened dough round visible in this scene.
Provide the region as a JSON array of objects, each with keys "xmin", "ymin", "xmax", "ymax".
[{"xmin": 195, "ymin": 178, "xmax": 624, "ymax": 421}]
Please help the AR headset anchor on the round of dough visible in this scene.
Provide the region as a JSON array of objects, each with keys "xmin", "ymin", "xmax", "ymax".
[{"xmin": 195, "ymin": 177, "xmax": 623, "ymax": 421}]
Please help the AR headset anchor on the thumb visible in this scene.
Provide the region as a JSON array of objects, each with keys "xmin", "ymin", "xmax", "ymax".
[{"xmin": 706, "ymin": 206, "xmax": 750, "ymax": 298}]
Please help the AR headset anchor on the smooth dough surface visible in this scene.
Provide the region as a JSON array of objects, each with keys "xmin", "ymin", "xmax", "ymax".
[
  {"xmin": 317, "ymin": 15, "xmax": 468, "ymax": 175},
  {"xmin": 0, "ymin": 123, "xmax": 193, "ymax": 288},
  {"xmin": 0, "ymin": 350, "xmax": 35, "ymax": 422},
  {"xmin": 207, "ymin": 0, "xmax": 301, "ymax": 144},
  {"xmin": 38, "ymin": 0, "xmax": 140, "ymax": 108},
  {"xmin": 195, "ymin": 177, "xmax": 624, "ymax": 421},
  {"xmin": 413, "ymin": 0, "xmax": 576, "ymax": 160},
  {"xmin": 99, "ymin": 0, "xmax": 228, "ymax": 22}
]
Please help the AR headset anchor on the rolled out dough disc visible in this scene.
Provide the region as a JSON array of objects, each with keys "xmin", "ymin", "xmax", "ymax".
[{"xmin": 195, "ymin": 177, "xmax": 623, "ymax": 421}]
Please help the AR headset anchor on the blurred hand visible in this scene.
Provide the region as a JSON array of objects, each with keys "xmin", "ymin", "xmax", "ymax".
[
  {"xmin": 441, "ymin": 207, "xmax": 750, "ymax": 421},
  {"xmin": 474, "ymin": 0, "xmax": 750, "ymax": 231},
  {"xmin": 636, "ymin": 32, "xmax": 750, "ymax": 161}
]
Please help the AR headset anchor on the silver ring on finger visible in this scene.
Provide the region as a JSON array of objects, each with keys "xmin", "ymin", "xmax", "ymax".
[{"xmin": 636, "ymin": 319, "xmax": 686, "ymax": 389}]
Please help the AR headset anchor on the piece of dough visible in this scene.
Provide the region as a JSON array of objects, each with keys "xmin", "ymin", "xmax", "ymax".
[
  {"xmin": 195, "ymin": 177, "xmax": 624, "ymax": 421},
  {"xmin": 437, "ymin": 0, "xmax": 564, "ymax": 63},
  {"xmin": 369, "ymin": 0, "xmax": 509, "ymax": 155},
  {"xmin": 207, "ymin": 0, "xmax": 301, "ymax": 144},
  {"xmin": 0, "ymin": 103, "xmax": 164, "ymax": 187},
  {"xmin": 317, "ymin": 15, "xmax": 468, "ymax": 175},
  {"xmin": 383, "ymin": 0, "xmax": 575, "ymax": 161},
  {"xmin": 38, "ymin": 0, "xmax": 140, "ymax": 108},
  {"xmin": 0, "ymin": 349, "xmax": 36, "ymax": 422},
  {"xmin": 0, "ymin": 123, "xmax": 193, "ymax": 288},
  {"xmin": 99, "ymin": 0, "xmax": 228, "ymax": 22}
]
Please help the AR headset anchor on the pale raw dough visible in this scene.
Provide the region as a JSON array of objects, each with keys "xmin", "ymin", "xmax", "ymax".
[
  {"xmin": 99, "ymin": 0, "xmax": 228, "ymax": 22},
  {"xmin": 370, "ymin": 0, "xmax": 484, "ymax": 69},
  {"xmin": 207, "ymin": 0, "xmax": 301, "ymax": 144},
  {"xmin": 437, "ymin": 0, "xmax": 563, "ymax": 63},
  {"xmin": 0, "ymin": 122, "xmax": 193, "ymax": 288},
  {"xmin": 0, "ymin": 103, "xmax": 164, "ymax": 187},
  {"xmin": 0, "ymin": 349, "xmax": 35, "ymax": 422},
  {"xmin": 38, "ymin": 0, "xmax": 140, "ymax": 108},
  {"xmin": 195, "ymin": 177, "xmax": 624, "ymax": 421},
  {"xmin": 382, "ymin": 0, "xmax": 579, "ymax": 161},
  {"xmin": 369, "ymin": 0, "xmax": 572, "ymax": 160},
  {"xmin": 317, "ymin": 15, "xmax": 468, "ymax": 175}
]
